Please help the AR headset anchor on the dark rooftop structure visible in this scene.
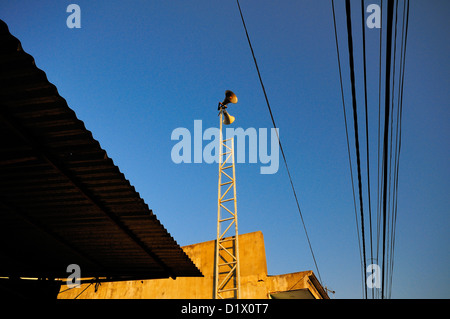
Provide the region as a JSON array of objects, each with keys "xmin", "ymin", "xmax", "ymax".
[{"xmin": 0, "ymin": 19, "xmax": 201, "ymax": 298}]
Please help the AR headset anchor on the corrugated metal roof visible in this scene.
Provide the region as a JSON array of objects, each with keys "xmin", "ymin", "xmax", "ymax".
[{"xmin": 0, "ymin": 19, "xmax": 202, "ymax": 281}]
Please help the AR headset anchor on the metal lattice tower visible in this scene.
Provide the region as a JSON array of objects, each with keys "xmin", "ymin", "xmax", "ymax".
[{"xmin": 214, "ymin": 92, "xmax": 240, "ymax": 299}]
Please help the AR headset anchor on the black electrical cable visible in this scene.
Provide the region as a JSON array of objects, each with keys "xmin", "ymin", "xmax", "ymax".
[
  {"xmin": 344, "ymin": 0, "xmax": 368, "ymax": 299},
  {"xmin": 386, "ymin": 0, "xmax": 400, "ymax": 299},
  {"xmin": 376, "ymin": 3, "xmax": 384, "ymax": 297},
  {"xmin": 381, "ymin": 0, "xmax": 395, "ymax": 300},
  {"xmin": 387, "ymin": 0, "xmax": 409, "ymax": 298},
  {"xmin": 235, "ymin": 0, "xmax": 323, "ymax": 285},
  {"xmin": 360, "ymin": 1, "xmax": 374, "ymax": 295},
  {"xmin": 74, "ymin": 282, "xmax": 92, "ymax": 299},
  {"xmin": 331, "ymin": 0, "xmax": 365, "ymax": 298}
]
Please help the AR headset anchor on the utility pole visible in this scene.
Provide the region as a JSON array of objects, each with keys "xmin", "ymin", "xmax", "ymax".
[{"xmin": 214, "ymin": 90, "xmax": 240, "ymax": 299}]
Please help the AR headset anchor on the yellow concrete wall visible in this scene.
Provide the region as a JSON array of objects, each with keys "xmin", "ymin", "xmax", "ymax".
[{"xmin": 58, "ymin": 231, "xmax": 326, "ymax": 299}]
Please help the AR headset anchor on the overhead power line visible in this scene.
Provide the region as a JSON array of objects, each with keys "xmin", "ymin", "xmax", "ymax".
[
  {"xmin": 331, "ymin": 0, "xmax": 365, "ymax": 298},
  {"xmin": 344, "ymin": 0, "xmax": 368, "ymax": 299},
  {"xmin": 380, "ymin": 0, "xmax": 409, "ymax": 299},
  {"xmin": 235, "ymin": 0, "xmax": 323, "ymax": 285},
  {"xmin": 332, "ymin": 0, "xmax": 409, "ymax": 298},
  {"xmin": 360, "ymin": 0, "xmax": 374, "ymax": 284},
  {"xmin": 381, "ymin": 0, "xmax": 395, "ymax": 299}
]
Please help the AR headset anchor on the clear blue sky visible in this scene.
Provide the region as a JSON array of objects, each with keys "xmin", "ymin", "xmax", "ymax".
[{"xmin": 1, "ymin": 0, "xmax": 448, "ymax": 299}]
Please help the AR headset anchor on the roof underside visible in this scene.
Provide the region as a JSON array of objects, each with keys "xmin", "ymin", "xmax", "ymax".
[
  {"xmin": 270, "ymin": 288, "xmax": 315, "ymax": 299},
  {"xmin": 0, "ymin": 19, "xmax": 202, "ymax": 281}
]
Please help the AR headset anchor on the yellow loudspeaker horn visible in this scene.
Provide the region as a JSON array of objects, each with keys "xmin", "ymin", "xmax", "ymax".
[
  {"xmin": 223, "ymin": 111, "xmax": 235, "ymax": 125},
  {"xmin": 222, "ymin": 90, "xmax": 238, "ymax": 106}
]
